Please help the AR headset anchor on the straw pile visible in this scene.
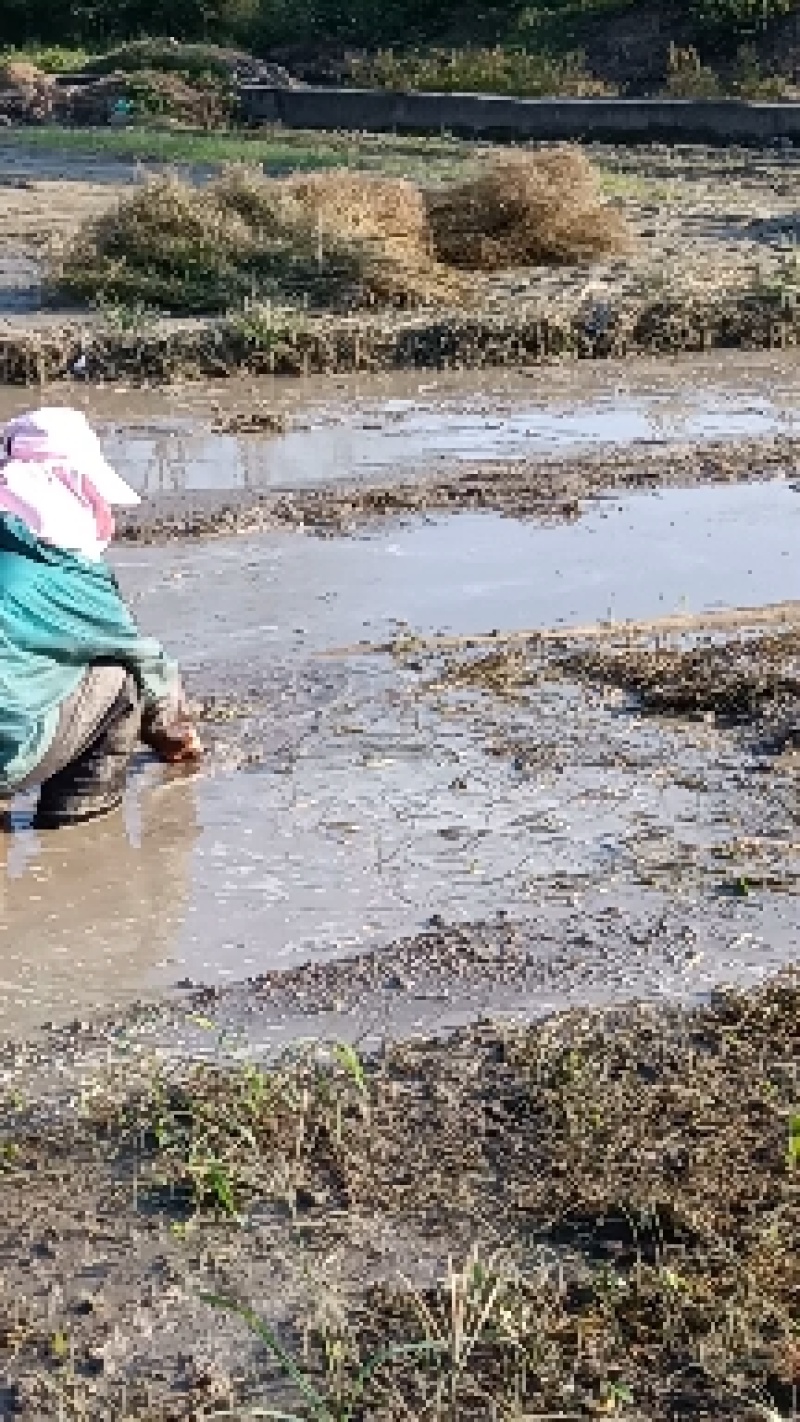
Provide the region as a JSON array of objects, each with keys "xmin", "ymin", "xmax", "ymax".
[
  {"xmin": 0, "ymin": 61, "xmax": 57, "ymax": 124},
  {"xmin": 426, "ymin": 147, "xmax": 630, "ymax": 269},
  {"xmin": 51, "ymin": 149, "xmax": 630, "ymax": 315},
  {"xmin": 0, "ymin": 61, "xmax": 47, "ymax": 89},
  {"xmin": 53, "ymin": 165, "xmax": 463, "ymax": 313},
  {"xmin": 285, "ymin": 169, "xmax": 431, "ymax": 259},
  {"xmin": 280, "ymin": 168, "xmax": 462, "ymax": 307}
]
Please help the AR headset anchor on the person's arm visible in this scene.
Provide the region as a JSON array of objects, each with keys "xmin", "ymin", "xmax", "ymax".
[{"xmin": 21, "ymin": 557, "xmax": 202, "ymax": 761}]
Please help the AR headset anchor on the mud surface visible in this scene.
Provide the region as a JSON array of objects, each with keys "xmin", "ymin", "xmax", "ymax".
[
  {"xmin": 0, "ymin": 350, "xmax": 792, "ymax": 536},
  {"xmin": 2, "ymin": 478, "xmax": 799, "ymax": 1039},
  {"xmin": 1, "ymin": 345, "xmax": 800, "ymax": 1413}
]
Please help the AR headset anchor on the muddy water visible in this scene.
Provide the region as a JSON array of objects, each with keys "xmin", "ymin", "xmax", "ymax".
[
  {"xmin": 101, "ymin": 369, "xmax": 800, "ymax": 494},
  {"xmin": 0, "ymin": 349, "xmax": 798, "ymax": 494},
  {"xmin": 1, "ymin": 479, "xmax": 799, "ymax": 1035}
]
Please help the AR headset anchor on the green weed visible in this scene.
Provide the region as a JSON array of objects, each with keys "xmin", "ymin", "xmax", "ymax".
[{"xmin": 347, "ymin": 44, "xmax": 614, "ymax": 97}]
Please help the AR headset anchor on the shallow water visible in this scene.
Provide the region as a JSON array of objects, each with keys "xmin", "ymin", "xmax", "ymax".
[
  {"xmin": 104, "ymin": 382, "xmax": 800, "ymax": 495},
  {"xmin": 120, "ymin": 481, "xmax": 800, "ymax": 659},
  {"xmin": 0, "ymin": 349, "xmax": 798, "ymax": 493},
  {"xmin": 1, "ymin": 479, "xmax": 800, "ymax": 1034}
]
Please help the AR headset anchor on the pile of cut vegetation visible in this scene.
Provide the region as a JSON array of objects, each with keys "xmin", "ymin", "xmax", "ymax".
[
  {"xmin": 61, "ymin": 40, "xmax": 297, "ymax": 130},
  {"xmin": 427, "ymin": 146, "xmax": 630, "ymax": 269},
  {"xmin": 66, "ymin": 70, "xmax": 230, "ymax": 127},
  {"xmin": 50, "ymin": 148, "xmax": 629, "ymax": 315},
  {"xmin": 50, "ymin": 165, "xmax": 462, "ymax": 312},
  {"xmin": 563, "ymin": 627, "xmax": 800, "ymax": 723},
  {"xmin": 80, "ymin": 38, "xmax": 295, "ymax": 87},
  {"xmin": 0, "ymin": 59, "xmax": 56, "ymax": 123}
]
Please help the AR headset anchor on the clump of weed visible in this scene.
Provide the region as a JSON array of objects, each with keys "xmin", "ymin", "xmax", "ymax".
[
  {"xmin": 95, "ymin": 1041, "xmax": 371, "ymax": 1216},
  {"xmin": 426, "ymin": 147, "xmax": 631, "ymax": 271},
  {"xmin": 347, "ymin": 45, "xmax": 614, "ymax": 98},
  {"xmin": 49, "ymin": 148, "xmax": 630, "ymax": 315},
  {"xmin": 664, "ymin": 43, "xmax": 724, "ymax": 98},
  {"xmin": 50, "ymin": 166, "xmax": 464, "ymax": 314}
]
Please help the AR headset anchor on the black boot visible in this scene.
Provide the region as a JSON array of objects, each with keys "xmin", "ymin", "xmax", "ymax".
[{"xmin": 35, "ymin": 675, "xmax": 142, "ymax": 830}]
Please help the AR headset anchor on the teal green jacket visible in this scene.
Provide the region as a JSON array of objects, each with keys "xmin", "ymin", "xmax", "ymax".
[{"xmin": 0, "ymin": 514, "xmax": 178, "ymax": 790}]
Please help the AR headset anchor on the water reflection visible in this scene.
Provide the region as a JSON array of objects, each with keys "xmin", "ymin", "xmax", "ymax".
[
  {"xmin": 0, "ymin": 779, "xmax": 199, "ymax": 1031},
  {"xmin": 99, "ymin": 385, "xmax": 800, "ymax": 497}
]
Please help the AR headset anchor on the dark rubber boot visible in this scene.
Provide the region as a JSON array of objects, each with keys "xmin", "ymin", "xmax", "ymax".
[{"xmin": 35, "ymin": 675, "xmax": 142, "ymax": 830}]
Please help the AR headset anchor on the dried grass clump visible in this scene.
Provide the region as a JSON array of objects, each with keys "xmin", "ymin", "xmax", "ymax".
[
  {"xmin": 53, "ymin": 165, "xmax": 463, "ymax": 314},
  {"xmin": 0, "ymin": 60, "xmax": 48, "ymax": 90},
  {"xmin": 426, "ymin": 147, "xmax": 631, "ymax": 270},
  {"xmin": 284, "ymin": 169, "xmax": 432, "ymax": 263},
  {"xmin": 52, "ymin": 149, "xmax": 628, "ymax": 315},
  {"xmin": 53, "ymin": 176, "xmax": 252, "ymax": 312},
  {"xmin": 280, "ymin": 167, "xmax": 469, "ymax": 307}
]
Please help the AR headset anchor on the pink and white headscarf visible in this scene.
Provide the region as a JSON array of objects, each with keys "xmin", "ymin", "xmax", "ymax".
[{"xmin": 0, "ymin": 407, "xmax": 140, "ymax": 560}]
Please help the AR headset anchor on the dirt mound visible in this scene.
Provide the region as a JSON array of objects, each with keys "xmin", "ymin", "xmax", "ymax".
[{"xmin": 426, "ymin": 147, "xmax": 631, "ymax": 269}]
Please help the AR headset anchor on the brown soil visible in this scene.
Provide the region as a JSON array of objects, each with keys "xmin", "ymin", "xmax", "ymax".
[{"xmin": 0, "ymin": 971, "xmax": 796, "ymax": 1419}]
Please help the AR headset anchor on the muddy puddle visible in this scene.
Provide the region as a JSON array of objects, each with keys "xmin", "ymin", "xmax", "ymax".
[
  {"xmin": 2, "ymin": 478, "xmax": 800, "ymax": 1038},
  {"xmin": 104, "ymin": 371, "xmax": 800, "ymax": 495},
  {"xmin": 0, "ymin": 350, "xmax": 798, "ymax": 496}
]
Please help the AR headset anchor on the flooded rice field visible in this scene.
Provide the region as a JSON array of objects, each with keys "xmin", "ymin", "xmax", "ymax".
[
  {"xmin": 0, "ymin": 349, "xmax": 798, "ymax": 497},
  {"xmin": 22, "ymin": 349, "xmax": 800, "ymax": 495},
  {"xmin": 2, "ymin": 438, "xmax": 799, "ymax": 1037},
  {"xmin": 105, "ymin": 373, "xmax": 800, "ymax": 496},
  {"xmin": 1, "ymin": 348, "xmax": 800, "ymax": 1422},
  {"xmin": 3, "ymin": 130, "xmax": 800, "ymax": 1421}
]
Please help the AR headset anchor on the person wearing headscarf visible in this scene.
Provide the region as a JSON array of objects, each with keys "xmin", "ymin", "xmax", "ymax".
[{"xmin": 0, "ymin": 406, "xmax": 201, "ymax": 828}]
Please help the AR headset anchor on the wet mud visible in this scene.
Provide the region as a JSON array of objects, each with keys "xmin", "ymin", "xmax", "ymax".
[
  {"xmin": 1, "ymin": 354, "xmax": 800, "ymax": 1415},
  {"xmin": 0, "ymin": 975, "xmax": 796, "ymax": 1419}
]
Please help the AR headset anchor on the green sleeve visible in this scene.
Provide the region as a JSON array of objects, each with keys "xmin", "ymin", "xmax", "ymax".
[{"xmin": 17, "ymin": 562, "xmax": 182, "ymax": 715}]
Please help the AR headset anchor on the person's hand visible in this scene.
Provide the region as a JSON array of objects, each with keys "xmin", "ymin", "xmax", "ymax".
[{"xmin": 141, "ymin": 719, "xmax": 203, "ymax": 764}]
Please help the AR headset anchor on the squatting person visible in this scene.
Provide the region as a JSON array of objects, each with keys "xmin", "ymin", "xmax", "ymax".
[{"xmin": 0, "ymin": 406, "xmax": 201, "ymax": 828}]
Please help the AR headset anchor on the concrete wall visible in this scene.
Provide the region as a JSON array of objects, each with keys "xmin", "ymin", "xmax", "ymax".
[{"xmin": 238, "ymin": 86, "xmax": 800, "ymax": 145}]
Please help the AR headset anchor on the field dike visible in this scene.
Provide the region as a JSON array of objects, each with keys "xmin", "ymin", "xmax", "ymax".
[
  {"xmin": 1, "ymin": 281, "xmax": 799, "ymax": 387},
  {"xmin": 0, "ymin": 974, "xmax": 796, "ymax": 1418}
]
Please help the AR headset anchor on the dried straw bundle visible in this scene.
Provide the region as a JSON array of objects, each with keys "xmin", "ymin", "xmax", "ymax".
[{"xmin": 426, "ymin": 147, "xmax": 630, "ymax": 270}]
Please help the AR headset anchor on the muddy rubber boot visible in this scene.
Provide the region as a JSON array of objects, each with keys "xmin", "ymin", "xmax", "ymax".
[{"xmin": 35, "ymin": 676, "xmax": 142, "ymax": 830}]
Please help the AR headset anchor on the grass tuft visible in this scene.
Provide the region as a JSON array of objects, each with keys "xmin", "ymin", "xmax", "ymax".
[{"xmin": 346, "ymin": 44, "xmax": 614, "ymax": 97}]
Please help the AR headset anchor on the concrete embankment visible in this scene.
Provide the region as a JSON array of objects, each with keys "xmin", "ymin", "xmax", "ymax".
[{"xmin": 239, "ymin": 86, "xmax": 800, "ymax": 145}]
